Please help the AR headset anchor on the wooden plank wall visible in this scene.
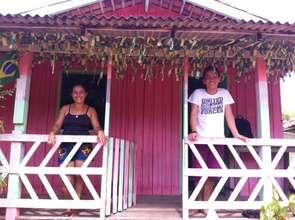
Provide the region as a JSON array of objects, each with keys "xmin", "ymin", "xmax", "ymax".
[
  {"xmin": 109, "ymin": 63, "xmax": 181, "ymax": 195},
  {"xmin": 228, "ymin": 67, "xmax": 283, "ymax": 138}
]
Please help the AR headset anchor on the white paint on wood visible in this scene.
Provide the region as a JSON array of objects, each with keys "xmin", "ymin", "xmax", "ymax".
[
  {"xmin": 144, "ymin": 0, "xmax": 149, "ymax": 12},
  {"xmin": 183, "ymin": 138, "xmax": 295, "ymax": 218},
  {"xmin": 179, "ymin": 0, "xmax": 186, "ymax": 14}
]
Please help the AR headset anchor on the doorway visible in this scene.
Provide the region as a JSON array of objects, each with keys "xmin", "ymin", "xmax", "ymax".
[{"xmin": 60, "ymin": 72, "xmax": 107, "ymax": 129}]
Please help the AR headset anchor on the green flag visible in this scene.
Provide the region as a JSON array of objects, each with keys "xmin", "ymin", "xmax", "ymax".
[{"xmin": 0, "ymin": 50, "xmax": 19, "ymax": 85}]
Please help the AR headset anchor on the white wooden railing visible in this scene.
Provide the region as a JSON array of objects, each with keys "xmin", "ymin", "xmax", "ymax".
[
  {"xmin": 182, "ymin": 138, "xmax": 295, "ymax": 219},
  {"xmin": 0, "ymin": 133, "xmax": 136, "ymax": 220}
]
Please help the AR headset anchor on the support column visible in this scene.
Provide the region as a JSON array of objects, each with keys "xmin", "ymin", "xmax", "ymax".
[
  {"xmin": 183, "ymin": 57, "xmax": 189, "ymax": 137},
  {"xmin": 102, "ymin": 58, "xmax": 112, "ymax": 218},
  {"xmin": 182, "ymin": 56, "xmax": 189, "ymax": 219},
  {"xmin": 5, "ymin": 52, "xmax": 32, "ymax": 220},
  {"xmin": 104, "ymin": 59, "xmax": 112, "ymax": 137},
  {"xmin": 255, "ymin": 57, "xmax": 272, "ymax": 202}
]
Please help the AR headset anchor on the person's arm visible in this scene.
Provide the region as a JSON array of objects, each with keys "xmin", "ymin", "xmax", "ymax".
[
  {"xmin": 48, "ymin": 105, "xmax": 67, "ymax": 144},
  {"xmin": 188, "ymin": 103, "xmax": 199, "ymax": 141},
  {"xmin": 225, "ymin": 105, "xmax": 247, "ymax": 142},
  {"xmin": 88, "ymin": 107, "xmax": 107, "ymax": 145}
]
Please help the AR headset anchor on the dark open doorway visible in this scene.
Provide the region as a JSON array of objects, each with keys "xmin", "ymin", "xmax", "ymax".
[{"xmin": 59, "ymin": 72, "xmax": 107, "ymax": 129}]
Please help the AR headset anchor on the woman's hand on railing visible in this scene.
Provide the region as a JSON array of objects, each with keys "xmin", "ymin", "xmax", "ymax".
[
  {"xmin": 188, "ymin": 131, "xmax": 199, "ymax": 141},
  {"xmin": 47, "ymin": 132, "xmax": 56, "ymax": 145},
  {"xmin": 233, "ymin": 133, "xmax": 248, "ymax": 142},
  {"xmin": 97, "ymin": 130, "xmax": 107, "ymax": 145}
]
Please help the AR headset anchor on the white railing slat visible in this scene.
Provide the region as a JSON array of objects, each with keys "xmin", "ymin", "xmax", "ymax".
[
  {"xmin": 81, "ymin": 174, "xmax": 100, "ymax": 200},
  {"xmin": 0, "ymin": 148, "xmax": 9, "ymax": 166},
  {"xmin": 208, "ymin": 176, "xmax": 228, "ymax": 202},
  {"xmin": 226, "ymin": 143, "xmax": 246, "ymax": 170},
  {"xmin": 40, "ymin": 141, "xmax": 60, "ymax": 167},
  {"xmin": 208, "ymin": 143, "xmax": 227, "ymax": 169},
  {"xmin": 38, "ymin": 174, "xmax": 58, "ymax": 200},
  {"xmin": 228, "ymin": 176, "xmax": 248, "ymax": 202},
  {"xmin": 60, "ymin": 174, "xmax": 79, "ymax": 200},
  {"xmin": 60, "ymin": 142, "xmax": 83, "ymax": 167},
  {"xmin": 188, "ymin": 142, "xmax": 207, "ymax": 169},
  {"xmin": 82, "ymin": 143, "xmax": 102, "ymax": 168},
  {"xmin": 19, "ymin": 173, "xmax": 38, "ymax": 200},
  {"xmin": 20, "ymin": 141, "xmax": 41, "ymax": 166},
  {"xmin": 189, "ymin": 176, "xmax": 207, "ymax": 202},
  {"xmin": 272, "ymin": 144, "xmax": 288, "ymax": 169},
  {"xmin": 246, "ymin": 144, "xmax": 265, "ymax": 169},
  {"xmin": 270, "ymin": 177, "xmax": 288, "ymax": 202}
]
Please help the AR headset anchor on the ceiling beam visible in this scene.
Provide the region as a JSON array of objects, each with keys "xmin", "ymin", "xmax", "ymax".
[
  {"xmin": 180, "ymin": 0, "xmax": 186, "ymax": 15},
  {"xmin": 99, "ymin": 1, "xmax": 104, "ymax": 13},
  {"xmin": 188, "ymin": 5, "xmax": 193, "ymax": 17},
  {"xmin": 145, "ymin": 0, "xmax": 150, "ymax": 13},
  {"xmin": 111, "ymin": 0, "xmax": 115, "ymax": 11}
]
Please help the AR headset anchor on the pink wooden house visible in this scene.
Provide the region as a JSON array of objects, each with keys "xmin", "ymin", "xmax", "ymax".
[{"xmin": 0, "ymin": 0, "xmax": 294, "ymax": 219}]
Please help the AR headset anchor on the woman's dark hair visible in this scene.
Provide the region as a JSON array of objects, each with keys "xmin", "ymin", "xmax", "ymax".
[
  {"xmin": 71, "ymin": 83, "xmax": 88, "ymax": 93},
  {"xmin": 202, "ymin": 65, "xmax": 220, "ymax": 79}
]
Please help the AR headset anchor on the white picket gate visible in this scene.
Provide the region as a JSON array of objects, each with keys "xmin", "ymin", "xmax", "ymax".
[{"xmin": 182, "ymin": 138, "xmax": 295, "ymax": 219}]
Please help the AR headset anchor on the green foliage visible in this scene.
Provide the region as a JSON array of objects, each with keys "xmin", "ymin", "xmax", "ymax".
[
  {"xmin": 260, "ymin": 192, "xmax": 295, "ymax": 220},
  {"xmin": 283, "ymin": 112, "xmax": 295, "ymax": 121}
]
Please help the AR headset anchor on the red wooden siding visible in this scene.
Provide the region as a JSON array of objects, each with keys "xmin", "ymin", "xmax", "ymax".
[
  {"xmin": 268, "ymin": 81, "xmax": 283, "ymax": 138},
  {"xmin": 228, "ymin": 67, "xmax": 283, "ymax": 138},
  {"xmin": 228, "ymin": 67, "xmax": 258, "ymax": 137},
  {"xmin": 109, "ymin": 62, "xmax": 181, "ymax": 195}
]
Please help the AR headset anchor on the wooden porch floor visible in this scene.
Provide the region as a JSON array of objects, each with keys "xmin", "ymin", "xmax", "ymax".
[{"xmin": 0, "ymin": 195, "xmax": 262, "ymax": 219}]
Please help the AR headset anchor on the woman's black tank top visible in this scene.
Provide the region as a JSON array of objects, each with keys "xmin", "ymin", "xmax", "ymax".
[{"xmin": 62, "ymin": 104, "xmax": 91, "ymax": 135}]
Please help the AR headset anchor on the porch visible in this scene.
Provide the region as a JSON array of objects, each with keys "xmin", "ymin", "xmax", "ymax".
[
  {"xmin": 0, "ymin": 196, "xmax": 254, "ymax": 220},
  {"xmin": 2, "ymin": 134, "xmax": 295, "ymax": 219}
]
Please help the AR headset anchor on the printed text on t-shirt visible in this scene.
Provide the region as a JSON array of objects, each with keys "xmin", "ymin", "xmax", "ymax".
[{"xmin": 201, "ymin": 97, "xmax": 223, "ymax": 114}]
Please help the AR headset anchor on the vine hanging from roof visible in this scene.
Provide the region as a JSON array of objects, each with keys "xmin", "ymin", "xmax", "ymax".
[{"xmin": 0, "ymin": 31, "xmax": 295, "ymax": 82}]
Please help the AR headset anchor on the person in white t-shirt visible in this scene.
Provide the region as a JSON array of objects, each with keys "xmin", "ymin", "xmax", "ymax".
[{"xmin": 188, "ymin": 66, "xmax": 247, "ymax": 213}]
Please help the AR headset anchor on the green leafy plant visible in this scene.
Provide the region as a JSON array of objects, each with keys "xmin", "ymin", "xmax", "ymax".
[{"xmin": 260, "ymin": 191, "xmax": 295, "ymax": 220}]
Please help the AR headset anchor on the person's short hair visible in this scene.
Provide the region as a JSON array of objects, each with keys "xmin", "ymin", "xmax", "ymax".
[{"xmin": 202, "ymin": 65, "xmax": 220, "ymax": 79}]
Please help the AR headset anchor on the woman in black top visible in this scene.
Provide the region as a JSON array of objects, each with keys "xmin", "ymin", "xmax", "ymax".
[{"xmin": 48, "ymin": 84, "xmax": 107, "ymax": 216}]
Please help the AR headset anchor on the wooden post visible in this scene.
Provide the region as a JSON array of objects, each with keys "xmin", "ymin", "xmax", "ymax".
[
  {"xmin": 128, "ymin": 142, "xmax": 134, "ymax": 208},
  {"xmin": 112, "ymin": 138, "xmax": 120, "ymax": 214},
  {"xmin": 6, "ymin": 52, "xmax": 32, "ymax": 220},
  {"xmin": 123, "ymin": 141, "xmax": 130, "ymax": 210},
  {"xmin": 183, "ymin": 57, "xmax": 189, "ymax": 138},
  {"xmin": 104, "ymin": 59, "xmax": 112, "ymax": 136},
  {"xmin": 118, "ymin": 139, "xmax": 125, "ymax": 211},
  {"xmin": 255, "ymin": 57, "xmax": 272, "ymax": 202},
  {"xmin": 182, "ymin": 57, "xmax": 189, "ymax": 219},
  {"xmin": 105, "ymin": 138, "xmax": 114, "ymax": 216}
]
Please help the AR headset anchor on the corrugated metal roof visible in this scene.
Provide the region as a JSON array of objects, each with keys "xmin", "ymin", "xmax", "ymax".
[{"xmin": 0, "ymin": 15, "xmax": 294, "ymax": 37}]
